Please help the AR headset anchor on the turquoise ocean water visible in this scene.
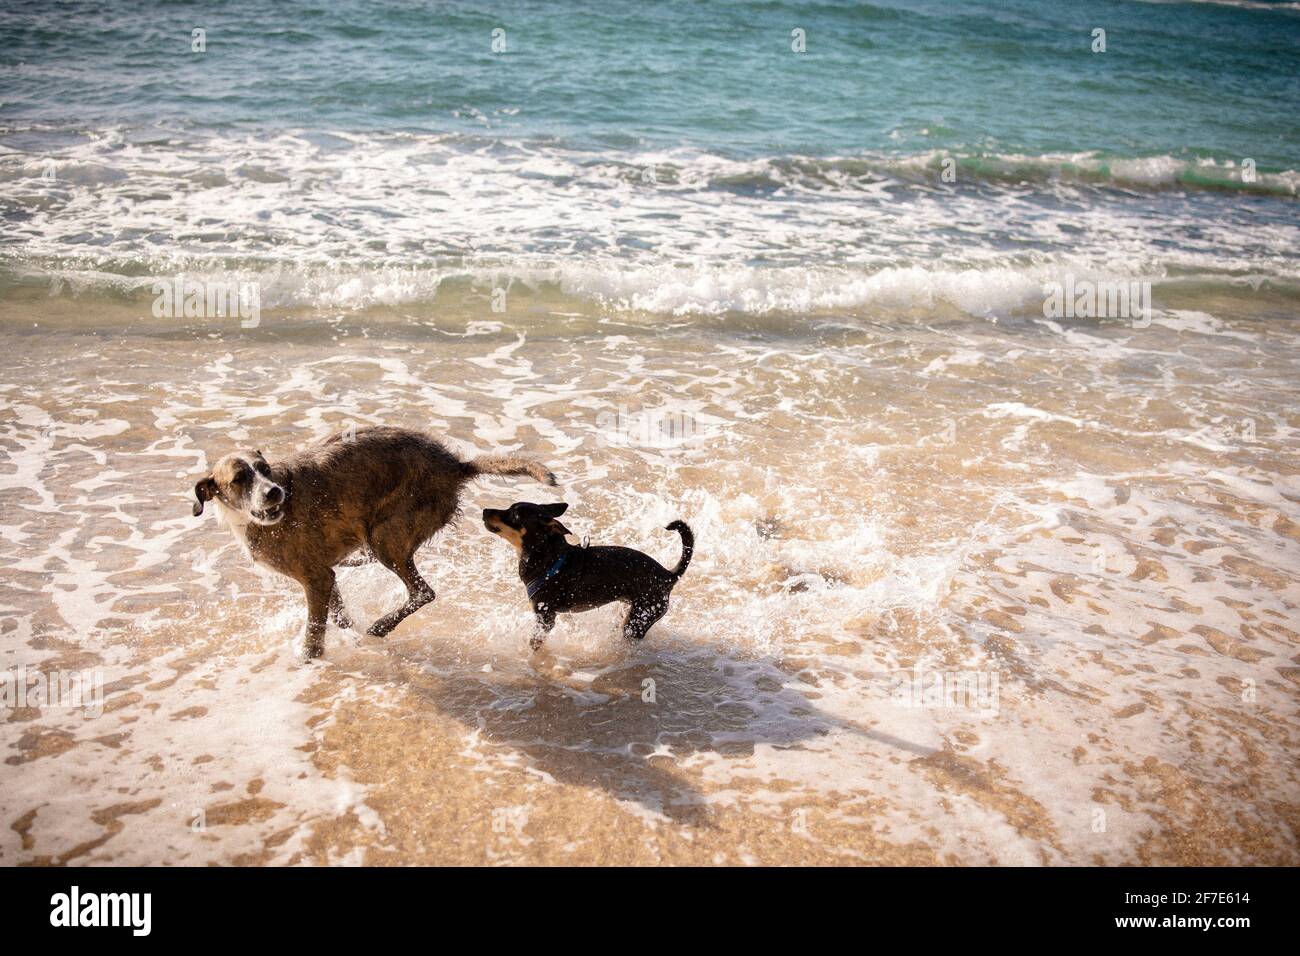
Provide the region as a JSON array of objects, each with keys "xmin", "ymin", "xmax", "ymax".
[{"xmin": 1, "ymin": 0, "xmax": 1297, "ymax": 316}]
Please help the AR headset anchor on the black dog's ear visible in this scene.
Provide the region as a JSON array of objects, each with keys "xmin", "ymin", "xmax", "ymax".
[
  {"xmin": 540, "ymin": 502, "xmax": 569, "ymax": 517},
  {"xmin": 193, "ymin": 476, "xmax": 217, "ymax": 517},
  {"xmin": 548, "ymin": 519, "xmax": 573, "ymax": 537}
]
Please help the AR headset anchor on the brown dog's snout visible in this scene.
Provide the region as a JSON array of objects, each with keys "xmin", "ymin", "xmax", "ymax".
[{"xmin": 265, "ymin": 484, "xmax": 284, "ymax": 505}]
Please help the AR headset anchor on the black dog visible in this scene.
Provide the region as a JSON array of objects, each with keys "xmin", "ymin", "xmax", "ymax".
[{"xmin": 482, "ymin": 502, "xmax": 693, "ymax": 650}]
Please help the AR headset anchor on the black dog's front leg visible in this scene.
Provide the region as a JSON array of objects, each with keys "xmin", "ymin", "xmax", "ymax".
[{"xmin": 531, "ymin": 605, "xmax": 556, "ymax": 652}]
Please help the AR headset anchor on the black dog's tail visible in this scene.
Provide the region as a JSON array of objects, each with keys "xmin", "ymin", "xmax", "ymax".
[{"xmin": 665, "ymin": 520, "xmax": 693, "ymax": 579}]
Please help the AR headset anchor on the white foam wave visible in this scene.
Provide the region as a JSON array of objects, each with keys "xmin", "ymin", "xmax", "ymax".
[
  {"xmin": 3, "ymin": 127, "xmax": 1297, "ymax": 316},
  {"xmin": 18, "ymin": 257, "xmax": 1287, "ymax": 319}
]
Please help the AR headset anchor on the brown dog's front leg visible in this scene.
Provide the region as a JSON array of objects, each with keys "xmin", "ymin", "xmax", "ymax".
[
  {"xmin": 328, "ymin": 584, "xmax": 353, "ymax": 630},
  {"xmin": 302, "ymin": 572, "xmax": 335, "ymax": 660}
]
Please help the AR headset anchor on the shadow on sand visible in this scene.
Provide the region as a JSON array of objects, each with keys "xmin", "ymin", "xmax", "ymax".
[{"xmin": 335, "ymin": 629, "xmax": 934, "ymax": 826}]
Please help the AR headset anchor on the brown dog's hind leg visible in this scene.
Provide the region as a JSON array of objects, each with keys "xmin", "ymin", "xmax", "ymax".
[
  {"xmin": 366, "ymin": 525, "xmax": 437, "ymax": 638},
  {"xmin": 622, "ymin": 596, "xmax": 668, "ymax": 643},
  {"xmin": 367, "ymin": 555, "xmax": 436, "ymax": 637}
]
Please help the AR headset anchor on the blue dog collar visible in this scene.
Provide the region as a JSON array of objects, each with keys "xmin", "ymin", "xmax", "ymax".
[{"xmin": 526, "ymin": 553, "xmax": 568, "ymax": 599}]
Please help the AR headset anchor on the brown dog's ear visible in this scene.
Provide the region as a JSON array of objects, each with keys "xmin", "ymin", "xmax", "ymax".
[
  {"xmin": 193, "ymin": 476, "xmax": 217, "ymax": 517},
  {"xmin": 540, "ymin": 502, "xmax": 569, "ymax": 517}
]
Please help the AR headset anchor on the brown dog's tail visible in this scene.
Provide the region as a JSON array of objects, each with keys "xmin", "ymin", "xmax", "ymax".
[
  {"xmin": 665, "ymin": 520, "xmax": 693, "ymax": 579},
  {"xmin": 465, "ymin": 454, "xmax": 558, "ymax": 487}
]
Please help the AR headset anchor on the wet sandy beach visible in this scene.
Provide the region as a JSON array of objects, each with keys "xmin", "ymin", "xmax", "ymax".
[{"xmin": 2, "ymin": 290, "xmax": 1297, "ymax": 865}]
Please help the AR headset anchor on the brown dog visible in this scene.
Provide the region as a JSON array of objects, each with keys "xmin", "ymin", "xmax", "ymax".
[{"xmin": 192, "ymin": 426, "xmax": 556, "ymax": 659}]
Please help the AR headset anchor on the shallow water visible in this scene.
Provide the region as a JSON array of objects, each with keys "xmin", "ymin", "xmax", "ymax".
[{"xmin": 1, "ymin": 291, "xmax": 1297, "ymax": 864}]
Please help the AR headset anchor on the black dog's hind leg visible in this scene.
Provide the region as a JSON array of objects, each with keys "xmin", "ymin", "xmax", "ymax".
[
  {"xmin": 531, "ymin": 605, "xmax": 556, "ymax": 652},
  {"xmin": 623, "ymin": 596, "xmax": 668, "ymax": 643}
]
